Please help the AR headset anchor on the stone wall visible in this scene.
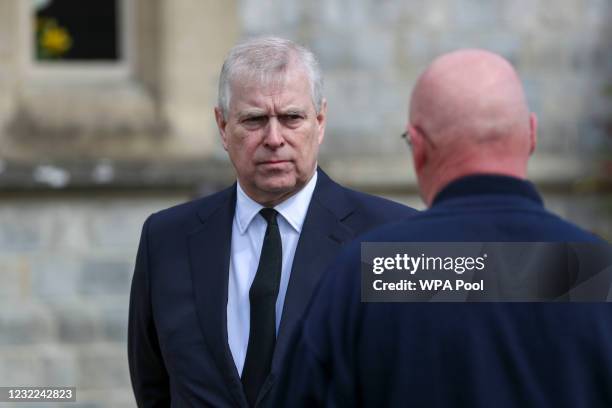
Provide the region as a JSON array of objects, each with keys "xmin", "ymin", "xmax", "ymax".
[
  {"xmin": 0, "ymin": 194, "xmax": 188, "ymax": 407},
  {"xmin": 0, "ymin": 1, "xmax": 610, "ymax": 407},
  {"xmin": 237, "ymin": 0, "xmax": 612, "ymax": 186}
]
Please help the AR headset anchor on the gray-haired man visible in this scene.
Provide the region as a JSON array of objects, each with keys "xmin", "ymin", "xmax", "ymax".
[{"xmin": 128, "ymin": 36, "xmax": 416, "ymax": 407}]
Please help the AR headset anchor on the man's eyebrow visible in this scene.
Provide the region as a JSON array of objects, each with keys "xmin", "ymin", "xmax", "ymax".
[
  {"xmin": 236, "ymin": 110, "xmax": 267, "ymax": 120},
  {"xmin": 279, "ymin": 107, "xmax": 307, "ymax": 115}
]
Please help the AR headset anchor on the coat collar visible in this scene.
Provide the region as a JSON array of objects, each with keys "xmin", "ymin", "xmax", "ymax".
[
  {"xmin": 432, "ymin": 174, "xmax": 544, "ymax": 207},
  {"xmin": 189, "ymin": 185, "xmax": 249, "ymax": 406},
  {"xmin": 260, "ymin": 169, "xmax": 357, "ymax": 403}
]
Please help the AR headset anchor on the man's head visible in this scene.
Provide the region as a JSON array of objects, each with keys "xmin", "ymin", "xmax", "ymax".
[
  {"xmin": 215, "ymin": 37, "xmax": 327, "ymax": 207},
  {"xmin": 407, "ymin": 49, "xmax": 537, "ymax": 206}
]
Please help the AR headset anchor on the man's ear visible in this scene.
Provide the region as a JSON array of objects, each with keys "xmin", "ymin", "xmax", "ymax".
[
  {"xmin": 316, "ymin": 98, "xmax": 327, "ymax": 145},
  {"xmin": 528, "ymin": 112, "xmax": 537, "ymax": 156},
  {"xmin": 409, "ymin": 125, "xmax": 428, "ymax": 173},
  {"xmin": 215, "ymin": 107, "xmax": 229, "ymax": 151}
]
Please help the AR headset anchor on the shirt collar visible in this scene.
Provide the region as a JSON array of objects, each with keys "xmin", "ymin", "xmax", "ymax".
[{"xmin": 235, "ymin": 170, "xmax": 318, "ymax": 234}]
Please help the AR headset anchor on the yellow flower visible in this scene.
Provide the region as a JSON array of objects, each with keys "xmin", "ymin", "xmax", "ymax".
[{"xmin": 41, "ymin": 24, "xmax": 72, "ymax": 56}]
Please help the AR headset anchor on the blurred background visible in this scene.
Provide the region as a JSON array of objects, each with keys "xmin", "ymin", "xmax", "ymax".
[{"xmin": 0, "ymin": 0, "xmax": 610, "ymax": 406}]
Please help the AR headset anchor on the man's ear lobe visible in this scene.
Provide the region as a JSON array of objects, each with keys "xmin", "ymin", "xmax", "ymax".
[
  {"xmin": 316, "ymin": 99, "xmax": 327, "ymax": 144},
  {"xmin": 215, "ymin": 107, "xmax": 229, "ymax": 151},
  {"xmin": 409, "ymin": 125, "xmax": 428, "ymax": 172},
  {"xmin": 528, "ymin": 112, "xmax": 538, "ymax": 156}
]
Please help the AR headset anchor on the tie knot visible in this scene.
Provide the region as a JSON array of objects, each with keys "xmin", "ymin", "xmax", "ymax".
[{"xmin": 259, "ymin": 208, "xmax": 278, "ymax": 225}]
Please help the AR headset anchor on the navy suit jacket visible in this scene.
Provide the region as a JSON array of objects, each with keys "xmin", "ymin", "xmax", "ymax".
[
  {"xmin": 128, "ymin": 169, "xmax": 416, "ymax": 407},
  {"xmin": 283, "ymin": 175, "xmax": 611, "ymax": 408}
]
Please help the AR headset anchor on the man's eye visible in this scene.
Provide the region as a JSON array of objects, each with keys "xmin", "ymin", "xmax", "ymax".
[
  {"xmin": 243, "ymin": 116, "xmax": 267, "ymax": 126},
  {"xmin": 280, "ymin": 114, "xmax": 303, "ymax": 124}
]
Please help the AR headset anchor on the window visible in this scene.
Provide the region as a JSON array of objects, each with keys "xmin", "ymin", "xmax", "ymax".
[
  {"xmin": 34, "ymin": 0, "xmax": 120, "ymax": 62},
  {"xmin": 22, "ymin": 0, "xmax": 133, "ymax": 81}
]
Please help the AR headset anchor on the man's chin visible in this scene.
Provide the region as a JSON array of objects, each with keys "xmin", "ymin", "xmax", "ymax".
[
  {"xmin": 257, "ymin": 175, "xmax": 306, "ymax": 200},
  {"xmin": 259, "ymin": 180, "xmax": 296, "ymax": 195}
]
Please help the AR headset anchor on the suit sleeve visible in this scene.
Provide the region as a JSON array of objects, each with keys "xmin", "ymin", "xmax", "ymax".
[{"xmin": 128, "ymin": 216, "xmax": 171, "ymax": 407}]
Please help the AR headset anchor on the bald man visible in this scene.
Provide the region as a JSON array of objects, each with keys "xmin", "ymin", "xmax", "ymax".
[{"xmin": 277, "ymin": 50, "xmax": 610, "ymax": 407}]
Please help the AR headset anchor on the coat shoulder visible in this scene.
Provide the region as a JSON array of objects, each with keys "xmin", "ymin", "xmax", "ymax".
[
  {"xmin": 333, "ymin": 186, "xmax": 418, "ymax": 235},
  {"xmin": 146, "ymin": 185, "xmax": 235, "ymax": 235},
  {"xmin": 342, "ymin": 186, "xmax": 418, "ymax": 220}
]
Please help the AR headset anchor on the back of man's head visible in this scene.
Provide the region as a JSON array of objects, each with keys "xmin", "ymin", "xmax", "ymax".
[{"xmin": 408, "ymin": 49, "xmax": 537, "ymax": 205}]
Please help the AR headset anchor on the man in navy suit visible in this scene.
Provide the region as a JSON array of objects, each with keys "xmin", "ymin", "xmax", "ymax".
[
  {"xmin": 281, "ymin": 49, "xmax": 610, "ymax": 407},
  {"xmin": 127, "ymin": 37, "xmax": 415, "ymax": 407}
]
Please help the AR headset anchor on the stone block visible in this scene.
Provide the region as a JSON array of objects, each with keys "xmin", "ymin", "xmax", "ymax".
[
  {"xmin": 74, "ymin": 390, "xmax": 136, "ymax": 408},
  {"xmin": 159, "ymin": 0, "xmax": 237, "ymax": 158},
  {"xmin": 584, "ymin": 0, "xmax": 612, "ymax": 28},
  {"xmin": 403, "ymin": 29, "xmax": 441, "ymax": 64},
  {"xmin": 0, "ymin": 255, "xmax": 28, "ymax": 299},
  {"xmin": 99, "ymin": 298, "xmax": 130, "ymax": 342},
  {"xmin": 13, "ymin": 84, "xmax": 159, "ymax": 144},
  {"xmin": 0, "ymin": 344, "xmax": 76, "ymax": 388},
  {"xmin": 324, "ymin": 72, "xmax": 407, "ymax": 155},
  {"xmin": 42, "ymin": 203, "xmax": 91, "ymax": 253},
  {"xmin": 0, "ymin": 0, "xmax": 17, "ymax": 58},
  {"xmin": 520, "ymin": 76, "xmax": 543, "ymax": 115},
  {"xmin": 310, "ymin": 30, "xmax": 354, "ymax": 70},
  {"xmin": 537, "ymin": 0, "xmax": 583, "ymax": 30},
  {"xmin": 323, "ymin": 71, "xmax": 382, "ymax": 152},
  {"xmin": 241, "ymin": 0, "xmax": 302, "ymax": 33},
  {"xmin": 0, "ymin": 208, "xmax": 43, "ymax": 253},
  {"xmin": 310, "ymin": 25, "xmax": 393, "ymax": 71},
  {"xmin": 0, "ymin": 201, "xmax": 90, "ymax": 254},
  {"xmin": 568, "ymin": 31, "xmax": 612, "ymax": 73},
  {"xmin": 401, "ymin": 0, "xmax": 450, "ymax": 30},
  {"xmin": 450, "ymin": 0, "xmax": 503, "ymax": 31},
  {"xmin": 79, "ymin": 259, "xmax": 133, "ymax": 296},
  {"xmin": 0, "ymin": 349, "xmax": 45, "ymax": 386},
  {"xmin": 318, "ymin": 0, "xmax": 369, "ymax": 28},
  {"xmin": 76, "ymin": 344, "xmax": 131, "ymax": 389},
  {"xmin": 351, "ymin": 27, "xmax": 395, "ymax": 70},
  {"xmin": 437, "ymin": 31, "xmax": 522, "ymax": 64},
  {"xmin": 577, "ymin": 120, "xmax": 609, "ymax": 153},
  {"xmin": 364, "ymin": 0, "xmax": 406, "ymax": 25},
  {"xmin": 0, "ymin": 302, "xmax": 56, "ymax": 345},
  {"xmin": 501, "ymin": 0, "xmax": 541, "ymax": 32},
  {"xmin": 86, "ymin": 203, "xmax": 149, "ymax": 251},
  {"xmin": 30, "ymin": 254, "xmax": 81, "ymax": 300},
  {"xmin": 50, "ymin": 302, "xmax": 102, "ymax": 344}
]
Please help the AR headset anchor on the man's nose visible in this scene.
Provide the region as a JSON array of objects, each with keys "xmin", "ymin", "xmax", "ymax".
[{"xmin": 263, "ymin": 117, "xmax": 285, "ymax": 148}]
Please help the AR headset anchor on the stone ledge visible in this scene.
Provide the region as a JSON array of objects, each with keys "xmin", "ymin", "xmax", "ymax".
[
  {"xmin": 0, "ymin": 158, "xmax": 235, "ymax": 192},
  {"xmin": 0, "ymin": 154, "xmax": 607, "ymax": 194},
  {"xmin": 321, "ymin": 153, "xmax": 607, "ymax": 194}
]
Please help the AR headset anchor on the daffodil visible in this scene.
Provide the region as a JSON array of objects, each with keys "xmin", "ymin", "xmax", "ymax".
[
  {"xmin": 36, "ymin": 18, "xmax": 72, "ymax": 58},
  {"xmin": 41, "ymin": 24, "xmax": 72, "ymax": 55}
]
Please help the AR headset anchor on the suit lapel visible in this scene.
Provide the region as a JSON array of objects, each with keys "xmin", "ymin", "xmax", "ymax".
[
  {"xmin": 270, "ymin": 170, "xmax": 356, "ymax": 375},
  {"xmin": 188, "ymin": 186, "xmax": 246, "ymax": 407}
]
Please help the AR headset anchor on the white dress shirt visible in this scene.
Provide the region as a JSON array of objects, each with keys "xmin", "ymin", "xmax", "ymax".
[{"xmin": 227, "ymin": 171, "xmax": 318, "ymax": 376}]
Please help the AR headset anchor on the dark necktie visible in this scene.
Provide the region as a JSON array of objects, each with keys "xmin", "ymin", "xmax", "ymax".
[{"xmin": 241, "ymin": 208, "xmax": 282, "ymax": 407}]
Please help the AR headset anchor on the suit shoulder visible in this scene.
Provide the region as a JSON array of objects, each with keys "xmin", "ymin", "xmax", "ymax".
[
  {"xmin": 326, "ymin": 186, "xmax": 418, "ymax": 236},
  {"xmin": 146, "ymin": 185, "xmax": 234, "ymax": 233}
]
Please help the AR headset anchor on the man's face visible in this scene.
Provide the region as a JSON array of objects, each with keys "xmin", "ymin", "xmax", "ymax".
[{"xmin": 215, "ymin": 67, "xmax": 326, "ymax": 206}]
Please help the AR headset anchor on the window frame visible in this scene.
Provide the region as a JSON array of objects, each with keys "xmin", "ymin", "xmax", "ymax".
[{"xmin": 19, "ymin": 0, "xmax": 135, "ymax": 82}]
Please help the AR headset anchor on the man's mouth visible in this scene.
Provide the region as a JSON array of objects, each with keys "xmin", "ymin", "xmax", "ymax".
[{"xmin": 259, "ymin": 160, "xmax": 290, "ymax": 165}]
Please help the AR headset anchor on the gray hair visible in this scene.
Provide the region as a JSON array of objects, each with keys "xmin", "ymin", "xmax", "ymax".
[{"xmin": 217, "ymin": 36, "xmax": 324, "ymax": 118}]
